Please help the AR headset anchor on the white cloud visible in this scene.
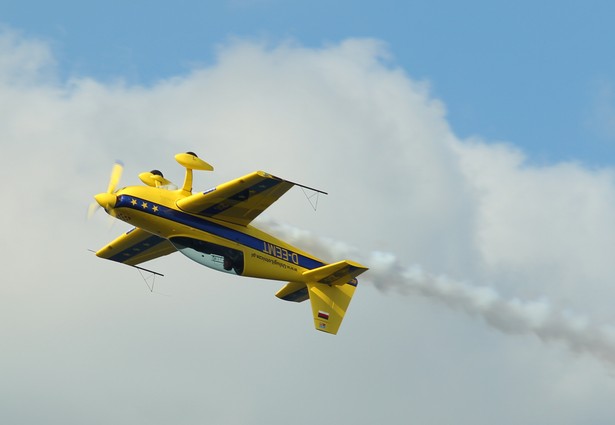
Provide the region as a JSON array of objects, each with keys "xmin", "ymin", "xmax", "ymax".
[
  {"xmin": 0, "ymin": 27, "xmax": 56, "ymax": 86},
  {"xmin": 3, "ymin": 32, "xmax": 615, "ymax": 424},
  {"xmin": 456, "ymin": 139, "xmax": 615, "ymax": 313},
  {"xmin": 588, "ymin": 79, "xmax": 615, "ymax": 141}
]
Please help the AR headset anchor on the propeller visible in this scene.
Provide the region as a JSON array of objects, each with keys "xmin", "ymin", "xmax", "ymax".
[
  {"xmin": 106, "ymin": 162, "xmax": 124, "ymax": 194},
  {"xmin": 88, "ymin": 161, "xmax": 124, "ymax": 218}
]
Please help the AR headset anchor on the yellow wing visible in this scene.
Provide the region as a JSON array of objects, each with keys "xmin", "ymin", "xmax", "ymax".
[
  {"xmin": 176, "ymin": 171, "xmax": 296, "ymax": 226},
  {"xmin": 96, "ymin": 228, "xmax": 176, "ymax": 266}
]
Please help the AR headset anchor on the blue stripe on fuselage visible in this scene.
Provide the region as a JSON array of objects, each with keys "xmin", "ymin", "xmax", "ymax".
[{"xmin": 115, "ymin": 195, "xmax": 325, "ymax": 270}]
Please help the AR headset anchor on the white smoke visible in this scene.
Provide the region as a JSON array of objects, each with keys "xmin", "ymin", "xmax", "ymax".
[{"xmin": 261, "ymin": 219, "xmax": 615, "ymax": 367}]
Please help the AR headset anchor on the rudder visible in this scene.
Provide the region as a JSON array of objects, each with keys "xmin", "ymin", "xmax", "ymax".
[
  {"xmin": 307, "ymin": 281, "xmax": 357, "ymax": 334},
  {"xmin": 304, "ymin": 260, "xmax": 368, "ymax": 334}
]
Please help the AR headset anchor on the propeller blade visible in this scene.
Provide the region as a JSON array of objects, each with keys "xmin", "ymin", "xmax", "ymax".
[
  {"xmin": 106, "ymin": 161, "xmax": 124, "ymax": 194},
  {"xmin": 89, "ymin": 161, "xmax": 124, "ymax": 220},
  {"xmin": 87, "ymin": 201, "xmax": 100, "ymax": 219}
]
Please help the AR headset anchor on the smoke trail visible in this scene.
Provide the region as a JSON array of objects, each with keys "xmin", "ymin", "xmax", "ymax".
[{"xmin": 261, "ymin": 219, "xmax": 615, "ymax": 366}]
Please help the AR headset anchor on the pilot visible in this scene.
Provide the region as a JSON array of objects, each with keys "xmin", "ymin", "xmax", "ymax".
[
  {"xmin": 223, "ymin": 256, "xmax": 233, "ymax": 271},
  {"xmin": 223, "ymin": 253, "xmax": 244, "ymax": 275}
]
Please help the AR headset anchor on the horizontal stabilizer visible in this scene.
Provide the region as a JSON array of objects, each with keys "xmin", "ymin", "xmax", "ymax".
[
  {"xmin": 275, "ymin": 281, "xmax": 309, "ymax": 303},
  {"xmin": 302, "ymin": 260, "xmax": 367, "ymax": 286}
]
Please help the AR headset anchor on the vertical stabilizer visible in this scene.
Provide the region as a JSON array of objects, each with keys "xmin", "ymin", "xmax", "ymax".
[{"xmin": 303, "ymin": 260, "xmax": 368, "ymax": 334}]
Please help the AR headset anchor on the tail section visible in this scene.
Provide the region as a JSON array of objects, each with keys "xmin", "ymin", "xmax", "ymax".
[
  {"xmin": 307, "ymin": 280, "xmax": 357, "ymax": 335},
  {"xmin": 276, "ymin": 260, "xmax": 368, "ymax": 335}
]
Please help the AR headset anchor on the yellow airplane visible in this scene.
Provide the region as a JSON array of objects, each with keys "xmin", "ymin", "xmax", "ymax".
[{"xmin": 91, "ymin": 152, "xmax": 368, "ymax": 334}]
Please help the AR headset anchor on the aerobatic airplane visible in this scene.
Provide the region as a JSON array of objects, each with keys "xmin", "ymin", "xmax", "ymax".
[{"xmin": 91, "ymin": 152, "xmax": 368, "ymax": 334}]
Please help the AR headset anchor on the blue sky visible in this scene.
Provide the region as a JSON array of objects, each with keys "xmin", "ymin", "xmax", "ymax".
[{"xmin": 3, "ymin": 0, "xmax": 615, "ymax": 164}]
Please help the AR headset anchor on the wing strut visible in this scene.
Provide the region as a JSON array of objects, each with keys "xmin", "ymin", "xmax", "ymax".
[
  {"xmin": 88, "ymin": 249, "xmax": 164, "ymax": 292},
  {"xmin": 272, "ymin": 174, "xmax": 327, "ymax": 211},
  {"xmin": 137, "ymin": 267, "xmax": 162, "ymax": 292},
  {"xmin": 301, "ymin": 187, "xmax": 322, "ymax": 211}
]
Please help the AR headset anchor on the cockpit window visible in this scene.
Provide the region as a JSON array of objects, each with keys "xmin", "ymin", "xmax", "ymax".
[{"xmin": 171, "ymin": 237, "xmax": 244, "ymax": 275}]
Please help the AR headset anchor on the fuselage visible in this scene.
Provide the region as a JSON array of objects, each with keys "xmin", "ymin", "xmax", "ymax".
[{"xmin": 107, "ymin": 185, "xmax": 326, "ymax": 282}]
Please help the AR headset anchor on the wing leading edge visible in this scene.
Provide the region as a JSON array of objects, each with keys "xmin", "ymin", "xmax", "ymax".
[{"xmin": 96, "ymin": 227, "xmax": 176, "ymax": 266}]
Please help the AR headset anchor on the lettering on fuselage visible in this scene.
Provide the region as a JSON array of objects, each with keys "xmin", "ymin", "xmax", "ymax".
[{"xmin": 262, "ymin": 241, "xmax": 299, "ymax": 265}]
